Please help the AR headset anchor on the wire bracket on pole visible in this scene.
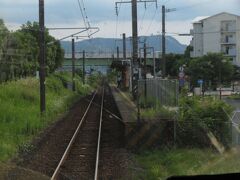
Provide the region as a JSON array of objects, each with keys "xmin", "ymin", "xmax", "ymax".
[
  {"xmin": 47, "ymin": 27, "xmax": 100, "ymax": 45},
  {"xmin": 115, "ymin": 0, "xmax": 158, "ymax": 13}
]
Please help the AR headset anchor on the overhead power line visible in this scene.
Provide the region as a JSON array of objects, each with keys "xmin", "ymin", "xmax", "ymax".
[
  {"xmin": 77, "ymin": 0, "xmax": 90, "ymax": 29},
  {"xmin": 139, "ymin": 1, "xmax": 156, "ymax": 34},
  {"xmin": 76, "ymin": 0, "xmax": 99, "ymax": 39},
  {"xmin": 115, "ymin": 0, "xmax": 158, "ymax": 101},
  {"xmin": 139, "ymin": 7, "xmax": 147, "ymax": 33},
  {"xmin": 144, "ymin": 8, "xmax": 157, "ymax": 35}
]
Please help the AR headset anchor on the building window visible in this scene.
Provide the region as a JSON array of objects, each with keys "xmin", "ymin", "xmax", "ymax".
[
  {"xmin": 226, "ymin": 47, "xmax": 230, "ymax": 54},
  {"xmin": 226, "ymin": 36, "xmax": 229, "ymax": 43}
]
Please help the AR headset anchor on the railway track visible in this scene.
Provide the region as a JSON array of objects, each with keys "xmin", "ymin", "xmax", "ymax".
[
  {"xmin": 19, "ymin": 83, "xmax": 126, "ymax": 179},
  {"xmin": 51, "ymin": 87, "xmax": 105, "ymax": 180}
]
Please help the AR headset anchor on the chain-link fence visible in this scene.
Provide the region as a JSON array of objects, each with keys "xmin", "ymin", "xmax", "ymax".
[
  {"xmin": 138, "ymin": 78, "xmax": 179, "ymax": 107},
  {"xmin": 128, "ymin": 106, "xmax": 240, "ymax": 151},
  {"xmin": 126, "ymin": 118, "xmax": 234, "ymax": 152},
  {"xmin": 175, "ymin": 120, "xmax": 232, "ymax": 150},
  {"xmin": 229, "ymin": 110, "xmax": 240, "ymax": 146}
]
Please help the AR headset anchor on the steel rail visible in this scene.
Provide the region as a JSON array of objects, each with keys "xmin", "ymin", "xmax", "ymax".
[
  {"xmin": 94, "ymin": 87, "xmax": 105, "ymax": 180},
  {"xmin": 84, "ymin": 99, "xmax": 122, "ymax": 121},
  {"xmin": 51, "ymin": 91, "xmax": 97, "ymax": 180}
]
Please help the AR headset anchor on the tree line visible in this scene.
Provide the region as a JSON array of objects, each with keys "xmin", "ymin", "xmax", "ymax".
[
  {"xmin": 0, "ymin": 19, "xmax": 64, "ymax": 83},
  {"xmin": 165, "ymin": 47, "xmax": 240, "ymax": 90}
]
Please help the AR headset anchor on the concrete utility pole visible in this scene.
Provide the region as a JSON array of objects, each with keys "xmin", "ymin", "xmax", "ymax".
[
  {"xmin": 39, "ymin": 0, "xmax": 46, "ymax": 113},
  {"xmin": 72, "ymin": 38, "xmax": 76, "ymax": 91},
  {"xmin": 117, "ymin": 46, "xmax": 120, "ymax": 60},
  {"xmin": 115, "ymin": 0, "xmax": 157, "ymax": 100},
  {"xmin": 132, "ymin": 0, "xmax": 138, "ymax": 65},
  {"xmin": 123, "ymin": 33, "xmax": 126, "ymax": 59},
  {"xmin": 162, "ymin": 5, "xmax": 166, "ymax": 78},
  {"xmin": 161, "ymin": 6, "xmax": 176, "ymax": 78},
  {"xmin": 131, "ymin": 0, "xmax": 139, "ymax": 99},
  {"xmin": 83, "ymin": 50, "xmax": 85, "ymax": 85},
  {"xmin": 144, "ymin": 42, "xmax": 147, "ymax": 99}
]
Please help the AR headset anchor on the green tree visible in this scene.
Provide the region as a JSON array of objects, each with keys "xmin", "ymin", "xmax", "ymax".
[
  {"xmin": 187, "ymin": 53, "xmax": 234, "ymax": 89},
  {"xmin": 0, "ymin": 20, "xmax": 65, "ymax": 82},
  {"xmin": 165, "ymin": 54, "xmax": 189, "ymax": 77},
  {"xmin": 232, "ymin": 65, "xmax": 240, "ymax": 81},
  {"xmin": 19, "ymin": 21, "xmax": 64, "ymax": 73},
  {"xmin": 13, "ymin": 31, "xmax": 39, "ymax": 77},
  {"xmin": 0, "ymin": 19, "xmax": 9, "ymax": 47},
  {"xmin": 184, "ymin": 45, "xmax": 193, "ymax": 58},
  {"xmin": 0, "ymin": 19, "xmax": 9, "ymax": 81}
]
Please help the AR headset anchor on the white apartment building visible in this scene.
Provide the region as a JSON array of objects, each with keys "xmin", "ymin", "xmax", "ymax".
[{"xmin": 190, "ymin": 12, "xmax": 240, "ymax": 65}]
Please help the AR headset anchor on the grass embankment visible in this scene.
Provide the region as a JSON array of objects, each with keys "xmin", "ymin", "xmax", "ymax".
[
  {"xmin": 133, "ymin": 148, "xmax": 240, "ymax": 180},
  {"xmin": 0, "ymin": 72, "xmax": 93, "ymax": 162}
]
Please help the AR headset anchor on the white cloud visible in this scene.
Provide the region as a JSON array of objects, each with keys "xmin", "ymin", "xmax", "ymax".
[
  {"xmin": 3, "ymin": 0, "xmax": 240, "ymax": 45},
  {"xmin": 0, "ymin": 0, "xmax": 66, "ymax": 5},
  {"xmin": 5, "ymin": 19, "xmax": 193, "ymax": 45}
]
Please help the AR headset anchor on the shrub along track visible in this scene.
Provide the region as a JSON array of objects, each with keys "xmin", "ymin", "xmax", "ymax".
[{"xmin": 16, "ymin": 84, "xmax": 128, "ymax": 179}]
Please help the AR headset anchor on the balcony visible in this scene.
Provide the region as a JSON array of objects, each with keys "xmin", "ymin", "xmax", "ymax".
[
  {"xmin": 221, "ymin": 21, "xmax": 236, "ymax": 33},
  {"xmin": 224, "ymin": 50, "xmax": 236, "ymax": 57},
  {"xmin": 222, "ymin": 46, "xmax": 237, "ymax": 57},
  {"xmin": 221, "ymin": 37, "xmax": 236, "ymax": 44},
  {"xmin": 229, "ymin": 48, "xmax": 237, "ymax": 56}
]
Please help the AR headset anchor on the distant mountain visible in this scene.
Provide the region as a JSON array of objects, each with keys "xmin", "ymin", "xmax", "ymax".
[{"xmin": 61, "ymin": 35, "xmax": 187, "ymax": 55}]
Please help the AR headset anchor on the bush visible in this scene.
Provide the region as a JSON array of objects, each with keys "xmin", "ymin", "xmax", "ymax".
[
  {"xmin": 141, "ymin": 106, "xmax": 175, "ymax": 120},
  {"xmin": 88, "ymin": 72, "xmax": 102, "ymax": 88},
  {"xmin": 46, "ymin": 75, "xmax": 65, "ymax": 94},
  {"xmin": 178, "ymin": 97, "xmax": 233, "ymax": 147},
  {"xmin": 107, "ymin": 70, "xmax": 118, "ymax": 84}
]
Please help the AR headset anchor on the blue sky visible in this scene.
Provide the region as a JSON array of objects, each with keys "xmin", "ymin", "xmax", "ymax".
[{"xmin": 0, "ymin": 0, "xmax": 239, "ymax": 44}]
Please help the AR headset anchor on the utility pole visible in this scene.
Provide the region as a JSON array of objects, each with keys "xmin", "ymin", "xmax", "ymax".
[
  {"xmin": 115, "ymin": 0, "xmax": 157, "ymax": 100},
  {"xmin": 83, "ymin": 50, "xmax": 85, "ymax": 85},
  {"xmin": 39, "ymin": 0, "xmax": 46, "ymax": 113},
  {"xmin": 132, "ymin": 0, "xmax": 138, "ymax": 66},
  {"xmin": 144, "ymin": 42, "xmax": 147, "ymax": 100},
  {"xmin": 162, "ymin": 5, "xmax": 166, "ymax": 78},
  {"xmin": 123, "ymin": 33, "xmax": 126, "ymax": 59},
  {"xmin": 161, "ymin": 5, "xmax": 176, "ymax": 78},
  {"xmin": 117, "ymin": 46, "xmax": 120, "ymax": 60},
  {"xmin": 72, "ymin": 38, "xmax": 76, "ymax": 91},
  {"xmin": 132, "ymin": 0, "xmax": 139, "ymax": 99}
]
